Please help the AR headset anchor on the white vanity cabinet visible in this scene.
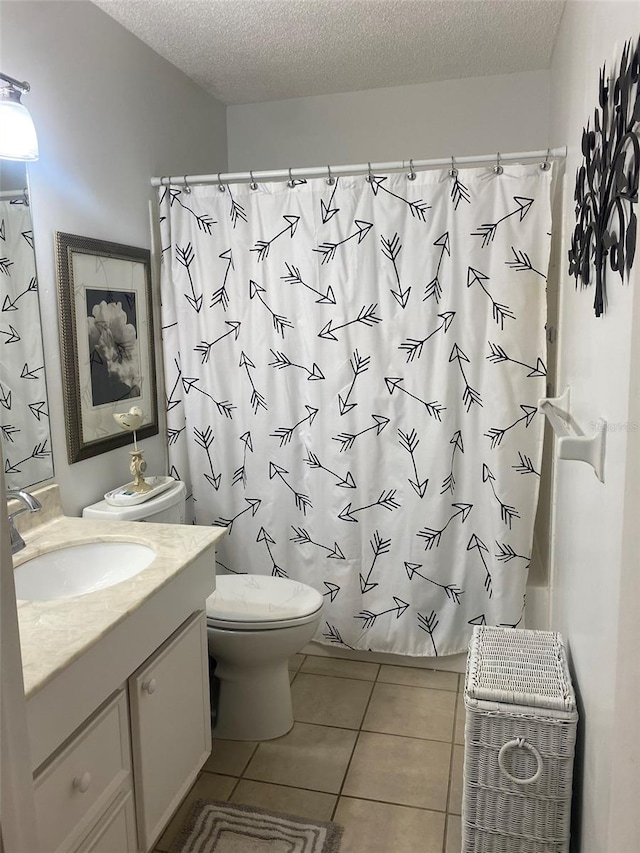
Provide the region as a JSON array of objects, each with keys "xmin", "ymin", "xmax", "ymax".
[
  {"xmin": 21, "ymin": 517, "xmax": 223, "ymax": 853},
  {"xmin": 31, "ymin": 611, "xmax": 212, "ymax": 853},
  {"xmin": 129, "ymin": 611, "xmax": 211, "ymax": 851}
]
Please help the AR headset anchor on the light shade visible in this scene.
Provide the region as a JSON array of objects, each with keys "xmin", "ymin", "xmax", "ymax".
[{"xmin": 0, "ymin": 89, "xmax": 38, "ymax": 161}]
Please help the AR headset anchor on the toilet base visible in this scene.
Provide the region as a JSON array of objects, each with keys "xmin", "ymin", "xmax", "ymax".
[{"xmin": 212, "ymin": 658, "xmax": 293, "ymax": 741}]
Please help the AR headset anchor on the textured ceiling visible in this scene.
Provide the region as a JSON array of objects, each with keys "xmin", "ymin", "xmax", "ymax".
[{"xmin": 93, "ymin": 0, "xmax": 565, "ymax": 105}]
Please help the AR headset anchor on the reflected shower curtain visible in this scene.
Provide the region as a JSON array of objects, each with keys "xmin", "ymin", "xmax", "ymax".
[
  {"xmin": 159, "ymin": 164, "xmax": 551, "ymax": 656},
  {"xmin": 0, "ymin": 198, "xmax": 52, "ymax": 486}
]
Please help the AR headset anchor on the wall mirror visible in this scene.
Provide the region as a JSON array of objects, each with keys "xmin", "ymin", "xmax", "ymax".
[{"xmin": 0, "ymin": 158, "xmax": 53, "ymax": 488}]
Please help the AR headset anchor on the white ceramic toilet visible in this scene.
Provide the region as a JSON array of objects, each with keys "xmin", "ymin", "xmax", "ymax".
[
  {"xmin": 206, "ymin": 574, "xmax": 323, "ymax": 741},
  {"xmin": 83, "ymin": 482, "xmax": 324, "ymax": 742}
]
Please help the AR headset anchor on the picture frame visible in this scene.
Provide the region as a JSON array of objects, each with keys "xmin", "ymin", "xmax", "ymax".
[{"xmin": 55, "ymin": 232, "xmax": 158, "ymax": 463}]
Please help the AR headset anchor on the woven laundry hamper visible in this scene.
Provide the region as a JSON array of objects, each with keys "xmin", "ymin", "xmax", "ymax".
[{"xmin": 462, "ymin": 626, "xmax": 578, "ymax": 853}]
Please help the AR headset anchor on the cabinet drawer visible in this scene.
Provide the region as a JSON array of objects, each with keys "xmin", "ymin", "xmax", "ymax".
[
  {"xmin": 34, "ymin": 691, "xmax": 131, "ymax": 853},
  {"xmin": 74, "ymin": 791, "xmax": 137, "ymax": 853}
]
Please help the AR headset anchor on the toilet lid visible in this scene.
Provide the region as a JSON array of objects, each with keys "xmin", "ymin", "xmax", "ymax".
[{"xmin": 206, "ymin": 574, "xmax": 323, "ymax": 624}]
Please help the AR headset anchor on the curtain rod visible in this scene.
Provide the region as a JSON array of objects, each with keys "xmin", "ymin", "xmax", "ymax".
[
  {"xmin": 0, "ymin": 188, "xmax": 28, "ymax": 202},
  {"xmin": 151, "ymin": 146, "xmax": 566, "ymax": 188}
]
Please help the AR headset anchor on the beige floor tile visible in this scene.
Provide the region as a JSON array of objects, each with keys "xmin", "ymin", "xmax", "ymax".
[
  {"xmin": 154, "ymin": 771, "xmax": 236, "ymax": 851},
  {"xmin": 343, "ymin": 731, "xmax": 450, "ymax": 811},
  {"xmin": 289, "ymin": 653, "xmax": 305, "ymax": 672},
  {"xmin": 203, "ymin": 738, "xmax": 258, "ymax": 776},
  {"xmin": 334, "ymin": 797, "xmax": 445, "ymax": 853},
  {"xmin": 244, "ymin": 722, "xmax": 357, "ymax": 793},
  {"xmin": 230, "ymin": 779, "xmax": 336, "ymax": 822},
  {"xmin": 446, "ymin": 813, "xmax": 463, "ymax": 853},
  {"xmin": 449, "ymin": 744, "xmax": 464, "ymax": 815},
  {"xmin": 454, "ymin": 691, "xmax": 466, "ymax": 744},
  {"xmin": 378, "ymin": 664, "xmax": 458, "ymax": 691},
  {"xmin": 292, "ymin": 673, "xmax": 373, "ymax": 729},
  {"xmin": 362, "ymin": 682, "xmax": 456, "ymax": 742},
  {"xmin": 302, "ymin": 655, "xmax": 379, "ymax": 681}
]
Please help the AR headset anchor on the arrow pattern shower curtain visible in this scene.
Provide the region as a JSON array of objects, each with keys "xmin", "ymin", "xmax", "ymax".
[
  {"xmin": 159, "ymin": 164, "xmax": 551, "ymax": 656},
  {"xmin": 0, "ymin": 198, "xmax": 52, "ymax": 486}
]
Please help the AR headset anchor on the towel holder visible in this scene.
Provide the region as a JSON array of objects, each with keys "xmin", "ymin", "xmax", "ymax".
[{"xmin": 538, "ymin": 387, "xmax": 606, "ymax": 482}]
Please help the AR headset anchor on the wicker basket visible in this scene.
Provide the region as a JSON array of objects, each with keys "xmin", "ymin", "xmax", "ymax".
[{"xmin": 462, "ymin": 627, "xmax": 578, "ymax": 853}]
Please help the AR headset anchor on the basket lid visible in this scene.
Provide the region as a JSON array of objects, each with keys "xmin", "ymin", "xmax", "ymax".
[{"xmin": 465, "ymin": 626, "xmax": 576, "ymax": 712}]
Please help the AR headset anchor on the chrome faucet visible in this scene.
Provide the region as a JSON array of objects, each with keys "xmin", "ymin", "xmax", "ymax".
[{"xmin": 6, "ymin": 489, "xmax": 42, "ymax": 554}]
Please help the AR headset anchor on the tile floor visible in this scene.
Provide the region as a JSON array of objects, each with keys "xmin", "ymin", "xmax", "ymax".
[{"xmin": 154, "ymin": 654, "xmax": 466, "ymax": 853}]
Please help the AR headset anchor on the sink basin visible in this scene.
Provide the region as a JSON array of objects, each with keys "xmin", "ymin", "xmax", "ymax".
[{"xmin": 14, "ymin": 542, "xmax": 156, "ymax": 601}]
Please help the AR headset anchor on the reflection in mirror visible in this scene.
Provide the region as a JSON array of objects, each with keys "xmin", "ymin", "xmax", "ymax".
[{"xmin": 0, "ymin": 158, "xmax": 53, "ymax": 488}]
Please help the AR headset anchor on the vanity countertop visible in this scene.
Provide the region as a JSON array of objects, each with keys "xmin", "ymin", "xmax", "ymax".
[{"xmin": 13, "ymin": 492, "xmax": 225, "ymax": 700}]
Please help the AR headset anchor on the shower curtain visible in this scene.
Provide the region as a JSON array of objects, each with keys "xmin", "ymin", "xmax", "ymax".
[
  {"xmin": 158, "ymin": 164, "xmax": 551, "ymax": 656},
  {"xmin": 0, "ymin": 198, "xmax": 52, "ymax": 486}
]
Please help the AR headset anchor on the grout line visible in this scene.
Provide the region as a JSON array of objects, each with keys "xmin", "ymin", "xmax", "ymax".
[
  {"xmin": 334, "ymin": 792, "xmax": 452, "ymax": 815},
  {"xmin": 374, "ymin": 677, "xmax": 458, "ymax": 693},
  {"xmin": 268, "ymin": 716, "xmax": 458, "ymax": 745},
  {"xmin": 329, "ymin": 673, "xmax": 379, "ymax": 822},
  {"xmin": 300, "ymin": 655, "xmax": 380, "ymax": 680},
  {"xmin": 229, "ymin": 776, "xmax": 340, "ymax": 807},
  {"xmin": 358, "ymin": 726, "xmax": 456, "ymax": 744},
  {"xmin": 239, "ymin": 742, "xmax": 260, "ymax": 777},
  {"xmin": 297, "ymin": 668, "xmax": 459, "ymax": 693},
  {"xmin": 293, "ymin": 669, "xmax": 378, "ymax": 684},
  {"xmin": 227, "ymin": 775, "xmax": 243, "ymax": 800},
  {"xmin": 442, "ymin": 725, "xmax": 456, "ymax": 853},
  {"xmin": 301, "ymin": 658, "xmax": 460, "ymax": 691},
  {"xmin": 444, "ymin": 678, "xmax": 465, "ymax": 852}
]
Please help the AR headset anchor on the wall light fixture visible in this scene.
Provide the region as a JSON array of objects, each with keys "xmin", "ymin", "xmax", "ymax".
[{"xmin": 0, "ymin": 72, "xmax": 38, "ymax": 161}]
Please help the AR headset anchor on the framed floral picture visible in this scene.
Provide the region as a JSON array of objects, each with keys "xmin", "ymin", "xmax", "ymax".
[{"xmin": 55, "ymin": 232, "xmax": 158, "ymax": 462}]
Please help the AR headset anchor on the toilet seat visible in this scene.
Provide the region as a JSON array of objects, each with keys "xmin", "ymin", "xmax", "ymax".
[{"xmin": 206, "ymin": 574, "xmax": 323, "ymax": 631}]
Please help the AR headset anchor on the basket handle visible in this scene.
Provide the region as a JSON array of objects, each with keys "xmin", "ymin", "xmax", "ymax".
[{"xmin": 498, "ymin": 738, "xmax": 543, "ymax": 785}]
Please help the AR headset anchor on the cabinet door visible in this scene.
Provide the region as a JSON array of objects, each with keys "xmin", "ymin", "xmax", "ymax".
[{"xmin": 129, "ymin": 611, "xmax": 211, "ymax": 852}]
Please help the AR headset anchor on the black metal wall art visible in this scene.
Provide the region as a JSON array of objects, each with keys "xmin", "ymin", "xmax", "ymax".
[{"xmin": 568, "ymin": 36, "xmax": 640, "ymax": 317}]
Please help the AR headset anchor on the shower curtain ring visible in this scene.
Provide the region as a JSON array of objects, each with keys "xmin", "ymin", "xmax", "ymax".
[
  {"xmin": 288, "ymin": 167, "xmax": 295, "ymax": 188},
  {"xmin": 250, "ymin": 171, "xmax": 258, "ymax": 190},
  {"xmin": 494, "ymin": 153, "xmax": 504, "ymax": 175},
  {"xmin": 326, "ymin": 165, "xmax": 335, "ymax": 186},
  {"xmin": 540, "ymin": 148, "xmax": 551, "ymax": 171},
  {"xmin": 218, "ymin": 172, "xmax": 226, "ymax": 192},
  {"xmin": 183, "ymin": 176, "xmax": 191, "ymax": 193},
  {"xmin": 449, "ymin": 156, "xmax": 458, "ymax": 178},
  {"xmin": 366, "ymin": 162, "xmax": 373, "ymax": 183},
  {"xmin": 407, "ymin": 159, "xmax": 416, "ymax": 181}
]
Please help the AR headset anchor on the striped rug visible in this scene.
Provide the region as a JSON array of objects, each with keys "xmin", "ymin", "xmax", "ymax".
[{"xmin": 169, "ymin": 800, "xmax": 343, "ymax": 853}]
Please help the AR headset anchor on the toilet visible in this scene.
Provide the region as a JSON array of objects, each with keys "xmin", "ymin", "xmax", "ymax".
[
  {"xmin": 82, "ymin": 479, "xmax": 187, "ymax": 524},
  {"xmin": 83, "ymin": 481, "xmax": 323, "ymax": 742},
  {"xmin": 206, "ymin": 574, "xmax": 323, "ymax": 741}
]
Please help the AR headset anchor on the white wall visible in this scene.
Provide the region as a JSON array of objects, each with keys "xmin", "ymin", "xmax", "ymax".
[
  {"xmin": 227, "ymin": 70, "xmax": 551, "ymax": 170},
  {"xmin": 0, "ymin": 0, "xmax": 228, "ymax": 516},
  {"xmin": 547, "ymin": 2, "xmax": 640, "ymax": 850}
]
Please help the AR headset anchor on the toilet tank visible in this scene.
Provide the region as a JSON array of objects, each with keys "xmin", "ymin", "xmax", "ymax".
[{"xmin": 82, "ymin": 481, "xmax": 186, "ymax": 524}]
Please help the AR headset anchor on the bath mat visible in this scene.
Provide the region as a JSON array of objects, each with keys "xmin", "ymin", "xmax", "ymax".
[{"xmin": 169, "ymin": 799, "xmax": 343, "ymax": 853}]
